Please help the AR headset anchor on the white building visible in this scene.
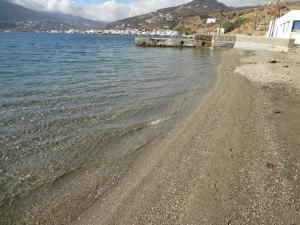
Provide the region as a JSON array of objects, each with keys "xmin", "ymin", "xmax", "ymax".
[
  {"xmin": 267, "ymin": 10, "xmax": 300, "ymax": 45},
  {"xmin": 206, "ymin": 18, "xmax": 217, "ymax": 24}
]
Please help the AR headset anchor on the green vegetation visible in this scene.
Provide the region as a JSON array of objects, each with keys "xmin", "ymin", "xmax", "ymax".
[
  {"xmin": 223, "ymin": 17, "xmax": 250, "ymax": 33},
  {"xmin": 184, "ymin": 30, "xmax": 195, "ymax": 35},
  {"xmin": 176, "ymin": 28, "xmax": 195, "ymax": 35}
]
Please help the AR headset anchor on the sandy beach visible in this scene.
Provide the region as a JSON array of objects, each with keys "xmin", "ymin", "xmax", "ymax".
[
  {"xmin": 2, "ymin": 1, "xmax": 300, "ymax": 224},
  {"xmin": 21, "ymin": 49, "xmax": 300, "ymax": 225},
  {"xmin": 61, "ymin": 49, "xmax": 299, "ymax": 225}
]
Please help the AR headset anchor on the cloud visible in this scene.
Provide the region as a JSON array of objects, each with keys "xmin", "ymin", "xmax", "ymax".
[
  {"xmin": 8, "ymin": 0, "xmax": 264, "ymax": 22},
  {"xmin": 10, "ymin": 0, "xmax": 78, "ymax": 14},
  {"xmin": 78, "ymin": 0, "xmax": 193, "ymax": 22},
  {"xmin": 222, "ymin": 0, "xmax": 262, "ymax": 6}
]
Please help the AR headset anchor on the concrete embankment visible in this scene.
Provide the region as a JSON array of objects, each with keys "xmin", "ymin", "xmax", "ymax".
[
  {"xmin": 135, "ymin": 34, "xmax": 295, "ymax": 52},
  {"xmin": 135, "ymin": 37, "xmax": 199, "ymax": 47},
  {"xmin": 135, "ymin": 34, "xmax": 236, "ymax": 49},
  {"xmin": 234, "ymin": 35, "xmax": 295, "ymax": 52}
]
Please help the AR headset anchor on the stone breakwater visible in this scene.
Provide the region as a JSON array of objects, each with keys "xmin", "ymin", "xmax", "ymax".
[
  {"xmin": 135, "ymin": 34, "xmax": 236, "ymax": 49},
  {"xmin": 135, "ymin": 34, "xmax": 295, "ymax": 52}
]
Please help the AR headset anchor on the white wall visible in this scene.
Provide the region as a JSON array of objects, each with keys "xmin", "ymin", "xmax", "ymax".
[
  {"xmin": 267, "ymin": 10, "xmax": 300, "ymax": 45},
  {"xmin": 291, "ymin": 33, "xmax": 300, "ymax": 45}
]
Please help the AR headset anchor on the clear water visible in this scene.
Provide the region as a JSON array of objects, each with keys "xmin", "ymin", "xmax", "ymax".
[{"xmin": 0, "ymin": 33, "xmax": 220, "ymax": 220}]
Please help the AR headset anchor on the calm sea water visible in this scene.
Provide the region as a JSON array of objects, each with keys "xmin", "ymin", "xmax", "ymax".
[{"xmin": 0, "ymin": 33, "xmax": 220, "ymax": 221}]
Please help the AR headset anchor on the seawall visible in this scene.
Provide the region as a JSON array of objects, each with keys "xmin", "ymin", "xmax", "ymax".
[
  {"xmin": 234, "ymin": 35, "xmax": 295, "ymax": 52},
  {"xmin": 135, "ymin": 34, "xmax": 295, "ymax": 52},
  {"xmin": 135, "ymin": 34, "xmax": 236, "ymax": 49}
]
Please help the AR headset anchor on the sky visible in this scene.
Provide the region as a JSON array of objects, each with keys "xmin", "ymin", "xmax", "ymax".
[{"xmin": 8, "ymin": 0, "xmax": 264, "ymax": 22}]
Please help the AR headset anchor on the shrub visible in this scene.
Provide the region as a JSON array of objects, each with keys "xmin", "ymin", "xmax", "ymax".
[{"xmin": 223, "ymin": 17, "xmax": 250, "ymax": 33}]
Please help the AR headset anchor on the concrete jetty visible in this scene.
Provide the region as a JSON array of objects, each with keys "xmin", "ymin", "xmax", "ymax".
[
  {"xmin": 135, "ymin": 34, "xmax": 236, "ymax": 49},
  {"xmin": 135, "ymin": 34, "xmax": 295, "ymax": 52},
  {"xmin": 135, "ymin": 37, "xmax": 197, "ymax": 47},
  {"xmin": 234, "ymin": 35, "xmax": 295, "ymax": 52}
]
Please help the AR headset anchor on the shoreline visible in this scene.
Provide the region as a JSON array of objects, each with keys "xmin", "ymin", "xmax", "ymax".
[
  {"xmin": 12, "ymin": 48, "xmax": 300, "ymax": 224},
  {"xmin": 69, "ymin": 49, "xmax": 300, "ymax": 225},
  {"xmin": 20, "ymin": 51, "xmax": 219, "ymax": 225},
  {"xmin": 1, "ymin": 38, "xmax": 220, "ymax": 225}
]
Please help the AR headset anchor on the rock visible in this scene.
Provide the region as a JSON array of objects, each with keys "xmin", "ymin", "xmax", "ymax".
[
  {"xmin": 273, "ymin": 110, "xmax": 283, "ymax": 114},
  {"xmin": 266, "ymin": 162, "xmax": 276, "ymax": 169}
]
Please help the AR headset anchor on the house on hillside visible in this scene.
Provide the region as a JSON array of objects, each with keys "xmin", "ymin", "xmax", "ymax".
[
  {"xmin": 206, "ymin": 18, "xmax": 217, "ymax": 24},
  {"xmin": 267, "ymin": 10, "xmax": 300, "ymax": 45}
]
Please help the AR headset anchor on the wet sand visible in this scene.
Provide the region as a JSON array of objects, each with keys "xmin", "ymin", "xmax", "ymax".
[{"xmin": 66, "ymin": 49, "xmax": 300, "ymax": 225}]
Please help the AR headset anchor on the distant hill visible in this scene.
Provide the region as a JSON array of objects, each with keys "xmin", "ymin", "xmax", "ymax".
[
  {"xmin": 175, "ymin": 0, "xmax": 300, "ymax": 35},
  {"xmin": 105, "ymin": 0, "xmax": 231, "ymax": 30},
  {"xmin": 0, "ymin": 0, "xmax": 106, "ymax": 31},
  {"xmin": 106, "ymin": 0, "xmax": 300, "ymax": 36}
]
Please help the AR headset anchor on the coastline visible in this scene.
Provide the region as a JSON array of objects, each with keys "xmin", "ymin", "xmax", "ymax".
[
  {"xmin": 1, "ymin": 35, "xmax": 220, "ymax": 225},
  {"xmin": 69, "ymin": 49, "xmax": 300, "ymax": 225},
  {"xmin": 17, "ymin": 48, "xmax": 300, "ymax": 224}
]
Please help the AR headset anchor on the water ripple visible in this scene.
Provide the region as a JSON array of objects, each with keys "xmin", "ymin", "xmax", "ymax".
[{"xmin": 0, "ymin": 33, "xmax": 220, "ymax": 221}]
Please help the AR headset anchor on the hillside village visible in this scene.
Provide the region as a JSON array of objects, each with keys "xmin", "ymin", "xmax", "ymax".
[
  {"xmin": 66, "ymin": 1, "xmax": 300, "ymax": 41},
  {"xmin": 104, "ymin": 0, "xmax": 300, "ymax": 37},
  {"xmin": 175, "ymin": 0, "xmax": 300, "ymax": 35},
  {"xmin": 1, "ymin": 0, "xmax": 300, "ymax": 38}
]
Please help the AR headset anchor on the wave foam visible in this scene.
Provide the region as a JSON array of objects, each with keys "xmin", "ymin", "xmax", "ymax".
[{"xmin": 149, "ymin": 117, "xmax": 168, "ymax": 126}]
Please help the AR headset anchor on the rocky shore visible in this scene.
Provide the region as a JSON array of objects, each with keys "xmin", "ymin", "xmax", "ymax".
[{"xmin": 68, "ymin": 49, "xmax": 300, "ymax": 225}]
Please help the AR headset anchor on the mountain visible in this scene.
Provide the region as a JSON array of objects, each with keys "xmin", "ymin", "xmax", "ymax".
[
  {"xmin": 105, "ymin": 0, "xmax": 231, "ymax": 30},
  {"xmin": 0, "ymin": 0, "xmax": 106, "ymax": 31}
]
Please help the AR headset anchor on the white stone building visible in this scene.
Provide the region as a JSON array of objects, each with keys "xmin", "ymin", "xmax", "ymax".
[
  {"xmin": 206, "ymin": 18, "xmax": 217, "ymax": 24},
  {"xmin": 267, "ymin": 10, "xmax": 300, "ymax": 45}
]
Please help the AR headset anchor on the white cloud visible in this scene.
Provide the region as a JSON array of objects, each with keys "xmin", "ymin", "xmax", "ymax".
[
  {"xmin": 222, "ymin": 0, "xmax": 263, "ymax": 7},
  {"xmin": 8, "ymin": 0, "xmax": 265, "ymax": 22},
  {"xmin": 11, "ymin": 0, "xmax": 78, "ymax": 14}
]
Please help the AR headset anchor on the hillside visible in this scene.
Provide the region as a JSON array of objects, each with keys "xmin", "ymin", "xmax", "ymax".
[
  {"xmin": 176, "ymin": 1, "xmax": 300, "ymax": 35},
  {"xmin": 105, "ymin": 0, "xmax": 230, "ymax": 30},
  {"xmin": 106, "ymin": 0, "xmax": 300, "ymax": 36},
  {"xmin": 0, "ymin": 0, "xmax": 106, "ymax": 31}
]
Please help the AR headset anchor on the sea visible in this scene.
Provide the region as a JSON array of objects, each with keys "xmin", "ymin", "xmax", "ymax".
[{"xmin": 0, "ymin": 33, "xmax": 220, "ymax": 223}]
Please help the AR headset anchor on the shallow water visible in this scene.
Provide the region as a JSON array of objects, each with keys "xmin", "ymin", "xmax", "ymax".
[{"xmin": 0, "ymin": 33, "xmax": 220, "ymax": 222}]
